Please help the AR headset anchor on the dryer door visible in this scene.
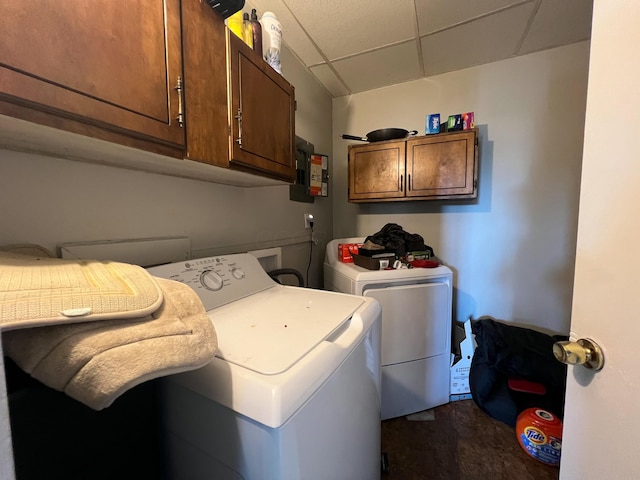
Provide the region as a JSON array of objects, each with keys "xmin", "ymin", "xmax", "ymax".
[{"xmin": 364, "ymin": 282, "xmax": 450, "ymax": 366}]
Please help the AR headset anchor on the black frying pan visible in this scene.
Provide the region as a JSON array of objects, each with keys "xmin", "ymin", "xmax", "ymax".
[{"xmin": 342, "ymin": 128, "xmax": 418, "ymax": 143}]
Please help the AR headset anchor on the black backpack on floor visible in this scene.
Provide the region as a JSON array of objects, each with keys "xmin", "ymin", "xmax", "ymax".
[{"xmin": 469, "ymin": 317, "xmax": 568, "ymax": 427}]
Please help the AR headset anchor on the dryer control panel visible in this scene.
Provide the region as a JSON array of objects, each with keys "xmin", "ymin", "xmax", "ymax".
[{"xmin": 147, "ymin": 253, "xmax": 276, "ymax": 310}]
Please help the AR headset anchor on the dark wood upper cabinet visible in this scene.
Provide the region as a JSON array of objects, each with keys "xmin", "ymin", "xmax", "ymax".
[
  {"xmin": 348, "ymin": 140, "xmax": 407, "ymax": 201},
  {"xmin": 180, "ymin": 0, "xmax": 231, "ymax": 167},
  {"xmin": 179, "ymin": 2, "xmax": 295, "ymax": 182},
  {"xmin": 348, "ymin": 129, "xmax": 478, "ymax": 202},
  {"xmin": 406, "ymin": 130, "xmax": 478, "ymax": 198},
  {"xmin": 0, "ymin": 0, "xmax": 296, "ymax": 185},
  {"xmin": 0, "ymin": 0, "xmax": 184, "ymax": 155},
  {"xmin": 227, "ymin": 31, "xmax": 296, "ymax": 182},
  {"xmin": 179, "ymin": 3, "xmax": 295, "ymax": 182}
]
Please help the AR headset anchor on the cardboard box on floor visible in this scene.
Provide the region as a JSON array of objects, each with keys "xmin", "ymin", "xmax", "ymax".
[{"xmin": 450, "ymin": 319, "xmax": 475, "ymax": 400}]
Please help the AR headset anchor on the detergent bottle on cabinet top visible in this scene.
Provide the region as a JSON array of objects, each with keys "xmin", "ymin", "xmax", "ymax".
[
  {"xmin": 260, "ymin": 11, "xmax": 282, "ymax": 74},
  {"xmin": 250, "ymin": 9, "xmax": 263, "ymax": 55},
  {"xmin": 242, "ymin": 12, "xmax": 253, "ymax": 48},
  {"xmin": 226, "ymin": 10, "xmax": 244, "ymax": 39}
]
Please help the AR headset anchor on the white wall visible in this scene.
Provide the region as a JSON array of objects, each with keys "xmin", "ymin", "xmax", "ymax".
[
  {"xmin": 332, "ymin": 42, "xmax": 590, "ymax": 334},
  {"xmin": 0, "ymin": 45, "xmax": 333, "ymax": 288}
]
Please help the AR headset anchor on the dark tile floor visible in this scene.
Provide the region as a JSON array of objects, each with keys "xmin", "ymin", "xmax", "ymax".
[{"xmin": 381, "ymin": 400, "xmax": 559, "ymax": 480}]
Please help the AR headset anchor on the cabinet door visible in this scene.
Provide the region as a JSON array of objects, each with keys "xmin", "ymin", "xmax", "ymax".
[
  {"xmin": 407, "ymin": 129, "xmax": 478, "ymax": 199},
  {"xmin": 180, "ymin": 0, "xmax": 229, "ymax": 166},
  {"xmin": 228, "ymin": 32, "xmax": 295, "ymax": 182},
  {"xmin": 348, "ymin": 141, "xmax": 406, "ymax": 201},
  {"xmin": 0, "ymin": 0, "xmax": 184, "ymax": 152}
]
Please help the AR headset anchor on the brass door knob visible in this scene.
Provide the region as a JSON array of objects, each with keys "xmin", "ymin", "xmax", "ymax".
[{"xmin": 553, "ymin": 338, "xmax": 604, "ymax": 371}]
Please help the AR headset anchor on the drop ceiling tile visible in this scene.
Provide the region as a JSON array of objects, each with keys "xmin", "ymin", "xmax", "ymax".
[
  {"xmin": 244, "ymin": 0, "xmax": 325, "ymax": 65},
  {"xmin": 246, "ymin": 0, "xmax": 592, "ymax": 98},
  {"xmin": 283, "ymin": 0, "xmax": 416, "ymax": 60},
  {"xmin": 309, "ymin": 64, "xmax": 350, "ymax": 97},
  {"xmin": 519, "ymin": 0, "xmax": 593, "ymax": 54},
  {"xmin": 416, "ymin": 0, "xmax": 526, "ymax": 34},
  {"xmin": 421, "ymin": 2, "xmax": 536, "ymax": 76},
  {"xmin": 332, "ymin": 41, "xmax": 423, "ymax": 94}
]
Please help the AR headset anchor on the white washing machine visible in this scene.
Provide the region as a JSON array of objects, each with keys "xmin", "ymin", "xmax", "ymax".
[
  {"xmin": 324, "ymin": 238, "xmax": 452, "ymax": 420},
  {"xmin": 148, "ymin": 253, "xmax": 382, "ymax": 480}
]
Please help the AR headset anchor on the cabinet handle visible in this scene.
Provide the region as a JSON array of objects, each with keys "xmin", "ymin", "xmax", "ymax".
[
  {"xmin": 400, "ymin": 174, "xmax": 403, "ymax": 192},
  {"xmin": 408, "ymin": 174, "xmax": 411, "ymax": 191},
  {"xmin": 175, "ymin": 76, "xmax": 184, "ymax": 128},
  {"xmin": 235, "ymin": 108, "xmax": 242, "ymax": 146}
]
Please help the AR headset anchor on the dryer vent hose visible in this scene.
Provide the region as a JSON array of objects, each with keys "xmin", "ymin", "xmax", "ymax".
[{"xmin": 267, "ymin": 268, "xmax": 304, "ymax": 287}]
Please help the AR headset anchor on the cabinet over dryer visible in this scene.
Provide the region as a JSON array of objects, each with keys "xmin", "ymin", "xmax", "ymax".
[{"xmin": 348, "ymin": 129, "xmax": 478, "ymax": 202}]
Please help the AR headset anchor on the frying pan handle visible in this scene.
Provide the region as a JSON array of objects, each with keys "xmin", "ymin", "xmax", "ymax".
[
  {"xmin": 341, "ymin": 134, "xmax": 368, "ymax": 142},
  {"xmin": 408, "ymin": 130, "xmax": 418, "ymax": 136}
]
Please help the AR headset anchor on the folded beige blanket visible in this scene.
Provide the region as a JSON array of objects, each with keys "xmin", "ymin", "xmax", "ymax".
[
  {"xmin": 0, "ymin": 244, "xmax": 217, "ymax": 410},
  {"xmin": 3, "ymin": 277, "xmax": 217, "ymax": 410}
]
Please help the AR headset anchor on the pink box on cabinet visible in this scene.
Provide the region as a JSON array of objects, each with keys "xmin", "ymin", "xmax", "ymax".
[{"xmin": 462, "ymin": 112, "xmax": 475, "ymax": 130}]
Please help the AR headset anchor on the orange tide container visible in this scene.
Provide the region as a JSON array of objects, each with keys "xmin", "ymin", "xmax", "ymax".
[{"xmin": 515, "ymin": 408, "xmax": 563, "ymax": 467}]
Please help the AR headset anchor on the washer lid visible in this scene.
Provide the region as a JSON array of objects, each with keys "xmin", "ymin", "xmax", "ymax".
[{"xmin": 209, "ymin": 286, "xmax": 365, "ymax": 375}]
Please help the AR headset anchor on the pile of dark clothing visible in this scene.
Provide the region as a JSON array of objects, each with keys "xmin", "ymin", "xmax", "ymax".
[{"xmin": 364, "ymin": 223, "xmax": 434, "ymax": 258}]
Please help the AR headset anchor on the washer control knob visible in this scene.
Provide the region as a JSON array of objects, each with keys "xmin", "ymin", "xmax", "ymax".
[
  {"xmin": 231, "ymin": 268, "xmax": 245, "ymax": 280},
  {"xmin": 200, "ymin": 270, "xmax": 224, "ymax": 291}
]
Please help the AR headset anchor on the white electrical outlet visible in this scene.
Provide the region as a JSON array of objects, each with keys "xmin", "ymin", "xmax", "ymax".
[{"xmin": 304, "ymin": 213, "xmax": 314, "ymax": 229}]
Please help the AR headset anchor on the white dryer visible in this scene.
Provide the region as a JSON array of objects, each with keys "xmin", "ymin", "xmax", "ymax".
[
  {"xmin": 324, "ymin": 238, "xmax": 452, "ymax": 420},
  {"xmin": 149, "ymin": 253, "xmax": 382, "ymax": 480}
]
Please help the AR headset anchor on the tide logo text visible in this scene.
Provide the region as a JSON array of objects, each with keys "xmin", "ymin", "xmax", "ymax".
[{"xmin": 524, "ymin": 427, "xmax": 547, "ymax": 445}]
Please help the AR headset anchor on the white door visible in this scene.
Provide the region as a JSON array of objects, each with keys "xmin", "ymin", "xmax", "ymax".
[{"xmin": 560, "ymin": 1, "xmax": 640, "ymax": 478}]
